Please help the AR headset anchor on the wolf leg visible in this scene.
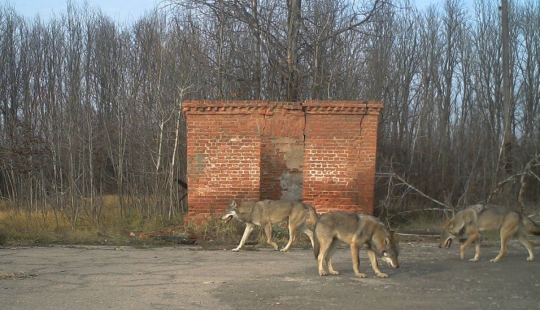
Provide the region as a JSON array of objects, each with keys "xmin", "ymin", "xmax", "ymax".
[
  {"xmin": 491, "ymin": 223, "xmax": 518, "ymax": 262},
  {"xmin": 350, "ymin": 244, "xmax": 367, "ymax": 278},
  {"xmin": 492, "ymin": 217, "xmax": 523, "ymax": 262},
  {"xmin": 470, "ymin": 242, "xmax": 481, "ymax": 262},
  {"xmin": 517, "ymin": 231, "xmax": 535, "ymax": 261},
  {"xmin": 264, "ymin": 223, "xmax": 279, "ymax": 251},
  {"xmin": 326, "ymin": 240, "xmax": 340, "ymax": 275},
  {"xmin": 460, "ymin": 232, "xmax": 479, "ymax": 261},
  {"xmin": 367, "ymin": 249, "xmax": 388, "ymax": 278},
  {"xmin": 281, "ymin": 220, "xmax": 298, "ymax": 252},
  {"xmin": 317, "ymin": 236, "xmax": 332, "ymax": 276},
  {"xmin": 490, "ymin": 232, "xmax": 509, "ymax": 262},
  {"xmin": 232, "ymin": 223, "xmax": 255, "ymax": 252}
]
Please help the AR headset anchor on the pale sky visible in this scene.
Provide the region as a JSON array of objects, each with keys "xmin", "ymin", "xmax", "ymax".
[
  {"xmin": 2, "ymin": 0, "xmax": 468, "ymax": 23},
  {"xmin": 1, "ymin": 0, "xmax": 161, "ymax": 23}
]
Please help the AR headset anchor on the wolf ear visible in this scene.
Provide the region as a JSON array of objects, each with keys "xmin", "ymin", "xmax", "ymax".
[{"xmin": 230, "ymin": 200, "xmax": 237, "ymax": 208}]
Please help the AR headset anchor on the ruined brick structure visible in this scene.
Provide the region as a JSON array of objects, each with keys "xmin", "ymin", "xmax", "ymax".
[{"xmin": 182, "ymin": 100, "xmax": 383, "ymax": 224}]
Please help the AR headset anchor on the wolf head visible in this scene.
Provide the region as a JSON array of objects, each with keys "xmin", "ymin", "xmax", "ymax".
[
  {"xmin": 439, "ymin": 217, "xmax": 465, "ymax": 249},
  {"xmin": 378, "ymin": 230, "xmax": 400, "ymax": 269},
  {"xmin": 221, "ymin": 200, "xmax": 238, "ymax": 223}
]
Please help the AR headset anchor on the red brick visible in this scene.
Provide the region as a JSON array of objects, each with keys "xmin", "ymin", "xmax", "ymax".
[{"xmin": 182, "ymin": 100, "xmax": 383, "ymax": 224}]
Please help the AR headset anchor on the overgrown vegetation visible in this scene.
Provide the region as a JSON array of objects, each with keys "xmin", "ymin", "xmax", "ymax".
[{"xmin": 0, "ymin": 195, "xmax": 184, "ymax": 245}]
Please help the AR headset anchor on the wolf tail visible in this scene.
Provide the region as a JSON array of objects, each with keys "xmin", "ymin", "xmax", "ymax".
[{"xmin": 523, "ymin": 216, "xmax": 540, "ymax": 235}]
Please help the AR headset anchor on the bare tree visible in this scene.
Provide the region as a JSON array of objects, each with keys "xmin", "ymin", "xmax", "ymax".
[{"xmin": 500, "ymin": 0, "xmax": 513, "ymax": 175}]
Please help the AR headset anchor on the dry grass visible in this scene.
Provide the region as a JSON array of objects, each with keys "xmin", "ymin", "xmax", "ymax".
[{"xmin": 0, "ymin": 195, "xmax": 189, "ymax": 246}]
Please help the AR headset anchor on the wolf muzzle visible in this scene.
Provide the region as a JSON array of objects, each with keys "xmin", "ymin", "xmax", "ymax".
[
  {"xmin": 221, "ymin": 212, "xmax": 235, "ymax": 223},
  {"xmin": 439, "ymin": 235, "xmax": 453, "ymax": 249},
  {"xmin": 382, "ymin": 254, "xmax": 399, "ymax": 268}
]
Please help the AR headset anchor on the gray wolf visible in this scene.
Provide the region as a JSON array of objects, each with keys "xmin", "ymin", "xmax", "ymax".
[
  {"xmin": 221, "ymin": 200, "xmax": 318, "ymax": 252},
  {"xmin": 313, "ymin": 212, "xmax": 399, "ymax": 278},
  {"xmin": 440, "ymin": 204, "xmax": 540, "ymax": 262}
]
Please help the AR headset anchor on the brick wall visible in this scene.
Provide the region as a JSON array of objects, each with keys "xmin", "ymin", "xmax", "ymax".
[
  {"xmin": 261, "ymin": 102, "xmax": 305, "ymax": 201},
  {"xmin": 182, "ymin": 100, "xmax": 383, "ymax": 223},
  {"xmin": 182, "ymin": 101, "xmax": 265, "ymax": 223},
  {"xmin": 302, "ymin": 101, "xmax": 383, "ymax": 214}
]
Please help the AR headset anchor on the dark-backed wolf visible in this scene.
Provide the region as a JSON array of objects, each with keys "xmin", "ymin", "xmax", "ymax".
[
  {"xmin": 221, "ymin": 200, "xmax": 318, "ymax": 252},
  {"xmin": 440, "ymin": 204, "xmax": 540, "ymax": 262},
  {"xmin": 313, "ymin": 212, "xmax": 399, "ymax": 278}
]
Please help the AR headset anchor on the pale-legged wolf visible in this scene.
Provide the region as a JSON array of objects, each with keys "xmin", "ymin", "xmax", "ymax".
[
  {"xmin": 221, "ymin": 200, "xmax": 318, "ymax": 252},
  {"xmin": 440, "ymin": 204, "xmax": 540, "ymax": 262},
  {"xmin": 314, "ymin": 212, "xmax": 399, "ymax": 278}
]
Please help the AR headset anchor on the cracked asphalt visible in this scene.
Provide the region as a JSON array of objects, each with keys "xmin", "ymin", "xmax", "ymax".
[{"xmin": 2, "ymin": 239, "xmax": 540, "ymax": 309}]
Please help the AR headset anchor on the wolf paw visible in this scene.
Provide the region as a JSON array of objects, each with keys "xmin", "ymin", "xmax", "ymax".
[
  {"xmin": 469, "ymin": 258, "xmax": 479, "ymax": 262},
  {"xmin": 355, "ymin": 272, "xmax": 367, "ymax": 278},
  {"xmin": 526, "ymin": 257, "xmax": 534, "ymax": 261},
  {"xmin": 319, "ymin": 270, "xmax": 328, "ymax": 276},
  {"xmin": 329, "ymin": 270, "xmax": 340, "ymax": 275},
  {"xmin": 376, "ymin": 272, "xmax": 388, "ymax": 278},
  {"xmin": 489, "ymin": 258, "xmax": 500, "ymax": 262},
  {"xmin": 231, "ymin": 248, "xmax": 241, "ymax": 252}
]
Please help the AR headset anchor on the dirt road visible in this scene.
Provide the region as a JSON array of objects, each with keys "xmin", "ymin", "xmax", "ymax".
[{"xmin": 2, "ymin": 240, "xmax": 540, "ymax": 309}]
